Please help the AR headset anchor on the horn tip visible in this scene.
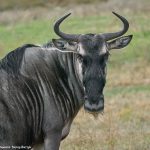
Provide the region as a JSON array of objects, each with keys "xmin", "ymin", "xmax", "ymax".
[
  {"xmin": 112, "ymin": 11, "xmax": 119, "ymax": 17},
  {"xmin": 59, "ymin": 12, "xmax": 72, "ymax": 20},
  {"xmin": 65, "ymin": 12, "xmax": 72, "ymax": 17},
  {"xmin": 68, "ymin": 12, "xmax": 72, "ymax": 15}
]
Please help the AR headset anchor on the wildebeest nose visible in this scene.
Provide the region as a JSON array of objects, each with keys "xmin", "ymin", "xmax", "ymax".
[
  {"xmin": 84, "ymin": 99, "xmax": 104, "ymax": 113},
  {"xmin": 84, "ymin": 95, "xmax": 88, "ymax": 101}
]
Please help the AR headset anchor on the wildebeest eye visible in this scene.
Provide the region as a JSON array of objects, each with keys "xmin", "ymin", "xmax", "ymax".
[
  {"xmin": 77, "ymin": 54, "xmax": 83, "ymax": 63},
  {"xmin": 99, "ymin": 54, "xmax": 109, "ymax": 66},
  {"xmin": 83, "ymin": 56, "xmax": 92, "ymax": 66}
]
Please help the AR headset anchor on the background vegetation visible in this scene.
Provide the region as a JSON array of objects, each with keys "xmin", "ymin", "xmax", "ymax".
[
  {"xmin": 0, "ymin": 0, "xmax": 106, "ymax": 10},
  {"xmin": 0, "ymin": 0, "xmax": 149, "ymax": 149}
]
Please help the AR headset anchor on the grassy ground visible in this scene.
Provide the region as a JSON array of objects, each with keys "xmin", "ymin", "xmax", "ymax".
[{"xmin": 0, "ymin": 1, "xmax": 150, "ymax": 149}]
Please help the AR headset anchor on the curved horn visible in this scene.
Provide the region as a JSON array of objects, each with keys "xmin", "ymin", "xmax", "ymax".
[
  {"xmin": 102, "ymin": 12, "xmax": 129, "ymax": 41},
  {"xmin": 54, "ymin": 13, "xmax": 80, "ymax": 42}
]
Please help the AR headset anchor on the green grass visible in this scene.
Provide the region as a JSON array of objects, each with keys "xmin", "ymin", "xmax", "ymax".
[{"xmin": 0, "ymin": 15, "xmax": 111, "ymax": 53}]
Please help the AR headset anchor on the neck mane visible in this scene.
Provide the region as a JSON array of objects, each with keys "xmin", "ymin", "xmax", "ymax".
[
  {"xmin": 42, "ymin": 41, "xmax": 84, "ymax": 106},
  {"xmin": 20, "ymin": 42, "xmax": 84, "ymax": 119}
]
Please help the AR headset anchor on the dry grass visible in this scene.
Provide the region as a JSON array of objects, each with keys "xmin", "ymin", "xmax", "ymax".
[{"xmin": 107, "ymin": 60, "xmax": 150, "ymax": 87}]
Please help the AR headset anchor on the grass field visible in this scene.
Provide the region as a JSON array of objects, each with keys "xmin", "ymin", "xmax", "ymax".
[{"xmin": 0, "ymin": 1, "xmax": 150, "ymax": 149}]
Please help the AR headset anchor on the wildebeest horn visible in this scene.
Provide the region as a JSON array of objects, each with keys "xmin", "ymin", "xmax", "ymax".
[
  {"xmin": 54, "ymin": 13, "xmax": 80, "ymax": 42},
  {"xmin": 102, "ymin": 12, "xmax": 129, "ymax": 41}
]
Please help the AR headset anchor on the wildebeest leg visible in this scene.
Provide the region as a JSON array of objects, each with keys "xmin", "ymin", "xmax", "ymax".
[{"xmin": 44, "ymin": 131, "xmax": 62, "ymax": 150}]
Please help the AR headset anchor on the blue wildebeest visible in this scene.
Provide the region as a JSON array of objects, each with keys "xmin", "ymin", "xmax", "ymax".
[{"xmin": 0, "ymin": 12, "xmax": 132, "ymax": 150}]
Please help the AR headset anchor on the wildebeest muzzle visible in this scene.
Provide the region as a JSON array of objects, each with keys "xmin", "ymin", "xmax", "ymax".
[
  {"xmin": 84, "ymin": 94, "xmax": 104, "ymax": 113},
  {"xmin": 83, "ymin": 78, "xmax": 105, "ymax": 113}
]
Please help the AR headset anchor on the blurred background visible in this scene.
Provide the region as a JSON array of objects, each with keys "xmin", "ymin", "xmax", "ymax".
[{"xmin": 0, "ymin": 0, "xmax": 150, "ymax": 149}]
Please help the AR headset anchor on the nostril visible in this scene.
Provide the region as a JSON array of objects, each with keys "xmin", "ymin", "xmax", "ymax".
[{"xmin": 84, "ymin": 95, "xmax": 88, "ymax": 101}]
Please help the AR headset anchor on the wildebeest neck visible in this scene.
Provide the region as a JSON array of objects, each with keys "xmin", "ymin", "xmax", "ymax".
[{"xmin": 20, "ymin": 45, "xmax": 84, "ymax": 119}]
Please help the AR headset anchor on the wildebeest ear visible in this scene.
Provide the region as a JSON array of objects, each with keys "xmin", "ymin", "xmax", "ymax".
[
  {"xmin": 52, "ymin": 39, "xmax": 78, "ymax": 51},
  {"xmin": 52, "ymin": 39, "xmax": 67, "ymax": 50},
  {"xmin": 107, "ymin": 35, "xmax": 133, "ymax": 50}
]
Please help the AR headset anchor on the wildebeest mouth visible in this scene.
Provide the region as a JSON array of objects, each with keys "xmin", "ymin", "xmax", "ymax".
[{"xmin": 84, "ymin": 100, "xmax": 104, "ymax": 114}]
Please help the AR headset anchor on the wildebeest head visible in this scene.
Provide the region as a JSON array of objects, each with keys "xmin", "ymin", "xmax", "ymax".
[{"xmin": 52, "ymin": 12, "xmax": 132, "ymax": 114}]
